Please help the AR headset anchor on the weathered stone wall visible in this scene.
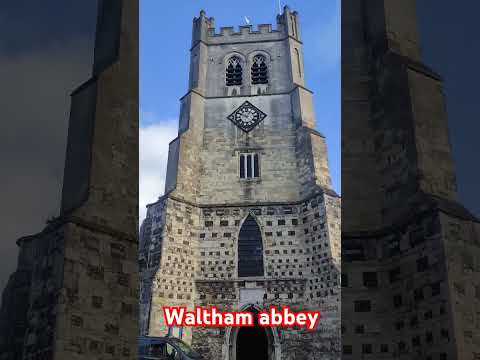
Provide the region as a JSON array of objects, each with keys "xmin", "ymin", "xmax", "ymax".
[
  {"xmin": 341, "ymin": 0, "xmax": 383, "ymax": 232},
  {"xmin": 70, "ymin": 0, "xmax": 139, "ymax": 235},
  {"xmin": 441, "ymin": 213, "xmax": 480, "ymax": 359},
  {"xmin": 51, "ymin": 1, "xmax": 139, "ymax": 358},
  {"xmin": 342, "ymin": 1, "xmax": 480, "ymax": 359},
  {"xmin": 17, "ymin": 228, "xmax": 63, "ymax": 360},
  {"xmin": 198, "ymin": 94, "xmax": 301, "ymax": 204},
  {"xmin": 5, "ymin": 220, "xmax": 139, "ymax": 360},
  {"xmin": 0, "ymin": 1, "xmax": 139, "ymax": 359},
  {"xmin": 168, "ymin": 92, "xmax": 205, "ymax": 202},
  {"xmin": 145, "ymin": 197, "xmax": 198, "ymax": 345},
  {"xmin": 408, "ymin": 68, "xmax": 457, "ymax": 200},
  {"xmin": 140, "ymin": 189, "xmax": 341, "ymax": 359},
  {"xmin": 0, "ymin": 229, "xmax": 61, "ymax": 360},
  {"xmin": 342, "ymin": 207, "xmax": 459, "ymax": 359},
  {"xmin": 343, "ymin": 0, "xmax": 458, "ymax": 230},
  {"xmin": 204, "ymin": 42, "xmax": 292, "ymax": 97}
]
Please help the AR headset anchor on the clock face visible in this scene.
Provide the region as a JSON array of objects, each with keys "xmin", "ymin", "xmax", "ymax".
[{"xmin": 227, "ymin": 101, "xmax": 267, "ymax": 132}]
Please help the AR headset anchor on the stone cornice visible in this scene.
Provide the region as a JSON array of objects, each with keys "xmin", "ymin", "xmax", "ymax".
[
  {"xmin": 147, "ymin": 187, "xmax": 340, "ymax": 210},
  {"xmin": 179, "ymin": 84, "xmax": 313, "ymax": 102},
  {"xmin": 190, "ymin": 35, "xmax": 302, "ymax": 51},
  {"xmin": 343, "ymin": 195, "xmax": 479, "ymax": 240},
  {"xmin": 381, "ymin": 50, "xmax": 443, "ymax": 82},
  {"xmin": 195, "ymin": 277, "xmax": 307, "ymax": 284},
  {"xmin": 61, "ymin": 215, "xmax": 138, "ymax": 243},
  {"xmin": 17, "ymin": 215, "xmax": 137, "ymax": 246}
]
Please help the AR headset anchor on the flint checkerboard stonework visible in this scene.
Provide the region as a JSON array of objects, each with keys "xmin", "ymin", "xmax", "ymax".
[{"xmin": 140, "ymin": 7, "xmax": 341, "ymax": 360}]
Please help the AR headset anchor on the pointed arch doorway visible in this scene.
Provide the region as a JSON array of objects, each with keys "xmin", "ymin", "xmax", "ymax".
[
  {"xmin": 223, "ymin": 306, "xmax": 281, "ymax": 360},
  {"xmin": 236, "ymin": 322, "xmax": 268, "ymax": 359}
]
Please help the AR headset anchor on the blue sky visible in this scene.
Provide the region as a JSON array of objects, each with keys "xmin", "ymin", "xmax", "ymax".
[{"xmin": 140, "ymin": 0, "xmax": 340, "ymax": 219}]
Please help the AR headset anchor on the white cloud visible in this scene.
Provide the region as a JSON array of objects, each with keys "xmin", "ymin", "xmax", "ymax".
[{"xmin": 139, "ymin": 117, "xmax": 178, "ymax": 223}]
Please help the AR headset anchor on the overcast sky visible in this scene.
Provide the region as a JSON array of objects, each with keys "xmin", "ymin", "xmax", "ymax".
[
  {"xmin": 417, "ymin": 1, "xmax": 480, "ymax": 217},
  {"xmin": 0, "ymin": 0, "xmax": 97, "ymax": 294}
]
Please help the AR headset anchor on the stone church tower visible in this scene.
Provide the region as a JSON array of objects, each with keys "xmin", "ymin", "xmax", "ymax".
[
  {"xmin": 342, "ymin": 0, "xmax": 480, "ymax": 359},
  {"xmin": 0, "ymin": 1, "xmax": 138, "ymax": 359},
  {"xmin": 140, "ymin": 7, "xmax": 341, "ymax": 360}
]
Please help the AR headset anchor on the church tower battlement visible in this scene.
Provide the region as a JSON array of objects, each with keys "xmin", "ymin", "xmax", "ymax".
[
  {"xmin": 193, "ymin": 7, "xmax": 300, "ymax": 43},
  {"xmin": 140, "ymin": 7, "xmax": 341, "ymax": 360}
]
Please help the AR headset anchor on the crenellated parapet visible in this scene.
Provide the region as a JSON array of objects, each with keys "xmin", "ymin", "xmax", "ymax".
[
  {"xmin": 193, "ymin": 6, "xmax": 301, "ymax": 47},
  {"xmin": 206, "ymin": 24, "xmax": 283, "ymax": 43}
]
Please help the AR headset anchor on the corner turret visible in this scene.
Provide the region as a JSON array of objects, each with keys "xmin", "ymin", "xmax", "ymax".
[
  {"xmin": 192, "ymin": 10, "xmax": 215, "ymax": 47},
  {"xmin": 277, "ymin": 5, "xmax": 301, "ymax": 41}
]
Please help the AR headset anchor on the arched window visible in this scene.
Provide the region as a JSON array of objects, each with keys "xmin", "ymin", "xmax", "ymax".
[
  {"xmin": 290, "ymin": 15, "xmax": 296, "ymax": 37},
  {"xmin": 226, "ymin": 56, "xmax": 243, "ymax": 86},
  {"xmin": 238, "ymin": 215, "xmax": 264, "ymax": 277},
  {"xmin": 251, "ymin": 55, "xmax": 268, "ymax": 84},
  {"xmin": 294, "ymin": 48, "xmax": 302, "ymax": 78}
]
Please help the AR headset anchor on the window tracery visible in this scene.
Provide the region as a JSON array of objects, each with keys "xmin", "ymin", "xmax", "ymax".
[
  {"xmin": 251, "ymin": 55, "xmax": 268, "ymax": 84},
  {"xmin": 226, "ymin": 56, "xmax": 243, "ymax": 86},
  {"xmin": 238, "ymin": 215, "xmax": 264, "ymax": 277}
]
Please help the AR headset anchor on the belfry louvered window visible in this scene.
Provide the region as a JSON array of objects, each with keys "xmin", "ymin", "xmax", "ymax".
[
  {"xmin": 238, "ymin": 215, "xmax": 264, "ymax": 277},
  {"xmin": 251, "ymin": 55, "xmax": 268, "ymax": 84},
  {"xmin": 226, "ymin": 56, "xmax": 242, "ymax": 86}
]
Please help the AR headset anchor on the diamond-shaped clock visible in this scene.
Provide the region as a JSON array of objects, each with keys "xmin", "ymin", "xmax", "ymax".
[{"xmin": 227, "ymin": 101, "xmax": 267, "ymax": 133}]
